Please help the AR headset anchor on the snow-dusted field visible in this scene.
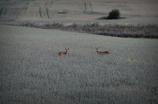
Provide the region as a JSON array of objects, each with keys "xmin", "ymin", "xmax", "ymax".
[{"xmin": 0, "ymin": 25, "xmax": 158, "ymax": 104}]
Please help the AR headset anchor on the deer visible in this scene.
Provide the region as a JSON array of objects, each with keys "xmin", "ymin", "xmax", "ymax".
[
  {"xmin": 96, "ymin": 48, "xmax": 109, "ymax": 54},
  {"xmin": 59, "ymin": 48, "xmax": 69, "ymax": 56}
]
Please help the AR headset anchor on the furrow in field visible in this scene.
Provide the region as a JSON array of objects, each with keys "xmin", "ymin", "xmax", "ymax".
[
  {"xmin": 83, "ymin": 2, "xmax": 93, "ymax": 14},
  {"xmin": 89, "ymin": 2, "xmax": 93, "ymax": 13},
  {"xmin": 15, "ymin": 8, "xmax": 19, "ymax": 19},
  {"xmin": 46, "ymin": 7, "xmax": 51, "ymax": 19},
  {"xmin": 45, "ymin": 2, "xmax": 48, "ymax": 8},
  {"xmin": 39, "ymin": 7, "xmax": 50, "ymax": 19},
  {"xmin": 83, "ymin": 2, "xmax": 86, "ymax": 13},
  {"xmin": 39, "ymin": 7, "xmax": 42, "ymax": 18},
  {"xmin": 50, "ymin": 1, "xmax": 53, "ymax": 8}
]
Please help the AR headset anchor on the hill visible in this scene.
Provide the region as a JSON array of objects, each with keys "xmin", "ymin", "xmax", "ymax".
[{"xmin": 0, "ymin": 0, "xmax": 158, "ymax": 24}]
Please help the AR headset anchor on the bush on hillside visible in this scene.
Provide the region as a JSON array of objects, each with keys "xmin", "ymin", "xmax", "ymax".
[{"xmin": 107, "ymin": 9, "xmax": 120, "ymax": 19}]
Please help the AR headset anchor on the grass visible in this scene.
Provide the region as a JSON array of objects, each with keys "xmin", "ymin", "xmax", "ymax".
[{"xmin": 0, "ymin": 25, "xmax": 158, "ymax": 104}]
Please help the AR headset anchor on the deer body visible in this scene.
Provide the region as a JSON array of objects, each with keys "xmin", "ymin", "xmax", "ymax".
[
  {"xmin": 96, "ymin": 48, "xmax": 109, "ymax": 54},
  {"xmin": 59, "ymin": 48, "xmax": 69, "ymax": 56}
]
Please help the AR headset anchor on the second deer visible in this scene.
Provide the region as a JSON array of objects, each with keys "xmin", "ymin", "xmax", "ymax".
[
  {"xmin": 59, "ymin": 48, "xmax": 69, "ymax": 56},
  {"xmin": 96, "ymin": 48, "xmax": 109, "ymax": 54}
]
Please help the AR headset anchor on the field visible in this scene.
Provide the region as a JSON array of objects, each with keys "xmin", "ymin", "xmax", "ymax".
[
  {"xmin": 0, "ymin": 0, "xmax": 158, "ymax": 24},
  {"xmin": 0, "ymin": 0, "xmax": 158, "ymax": 104},
  {"xmin": 0, "ymin": 25, "xmax": 158, "ymax": 104}
]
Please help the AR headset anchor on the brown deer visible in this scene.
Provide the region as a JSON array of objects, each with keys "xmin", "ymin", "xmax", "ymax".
[
  {"xmin": 59, "ymin": 48, "xmax": 69, "ymax": 56},
  {"xmin": 96, "ymin": 48, "xmax": 109, "ymax": 54}
]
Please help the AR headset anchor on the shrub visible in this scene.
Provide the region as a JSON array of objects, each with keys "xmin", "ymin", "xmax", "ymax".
[{"xmin": 107, "ymin": 9, "xmax": 120, "ymax": 19}]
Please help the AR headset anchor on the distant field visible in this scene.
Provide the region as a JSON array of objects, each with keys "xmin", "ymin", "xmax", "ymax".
[
  {"xmin": 0, "ymin": 0, "xmax": 158, "ymax": 24},
  {"xmin": 0, "ymin": 25, "xmax": 158, "ymax": 104}
]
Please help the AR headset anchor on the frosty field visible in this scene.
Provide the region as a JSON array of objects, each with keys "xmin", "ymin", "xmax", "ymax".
[{"xmin": 0, "ymin": 25, "xmax": 158, "ymax": 104}]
